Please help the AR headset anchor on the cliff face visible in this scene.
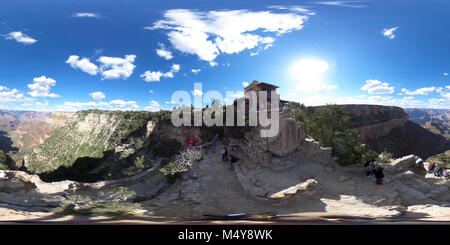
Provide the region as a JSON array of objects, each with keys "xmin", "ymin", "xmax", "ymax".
[
  {"xmin": 0, "ymin": 110, "xmax": 51, "ymax": 154},
  {"xmin": 24, "ymin": 110, "xmax": 161, "ymax": 174},
  {"xmin": 10, "ymin": 112, "xmax": 74, "ymax": 154},
  {"xmin": 0, "ymin": 110, "xmax": 50, "ymax": 131},
  {"xmin": 346, "ymin": 105, "xmax": 409, "ymax": 142},
  {"xmin": 346, "ymin": 105, "xmax": 449, "ymax": 159},
  {"xmin": 405, "ymin": 108, "xmax": 450, "ymax": 127}
]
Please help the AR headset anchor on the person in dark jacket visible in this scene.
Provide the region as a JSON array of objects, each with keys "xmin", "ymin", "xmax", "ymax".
[{"xmin": 374, "ymin": 166, "xmax": 385, "ymax": 185}]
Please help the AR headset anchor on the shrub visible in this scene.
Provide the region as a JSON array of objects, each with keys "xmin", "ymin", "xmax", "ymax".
[
  {"xmin": 379, "ymin": 149, "xmax": 393, "ymax": 163},
  {"xmin": 159, "ymin": 146, "xmax": 202, "ymax": 178},
  {"xmin": 292, "ymin": 104, "xmax": 370, "ymax": 166},
  {"xmin": 159, "ymin": 160, "xmax": 187, "ymax": 177}
]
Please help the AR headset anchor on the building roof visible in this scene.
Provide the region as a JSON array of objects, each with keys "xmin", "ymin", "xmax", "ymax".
[{"xmin": 244, "ymin": 80, "xmax": 279, "ymax": 92}]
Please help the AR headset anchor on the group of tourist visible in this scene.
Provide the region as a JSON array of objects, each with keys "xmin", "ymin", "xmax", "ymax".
[
  {"xmin": 416, "ymin": 158, "xmax": 449, "ymax": 180},
  {"xmin": 199, "ymin": 133, "xmax": 238, "ymax": 170},
  {"xmin": 365, "ymin": 159, "xmax": 385, "ymax": 185}
]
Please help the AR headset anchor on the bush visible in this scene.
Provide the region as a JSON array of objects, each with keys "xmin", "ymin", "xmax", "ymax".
[
  {"xmin": 379, "ymin": 149, "xmax": 393, "ymax": 163},
  {"xmin": 159, "ymin": 160, "xmax": 187, "ymax": 177},
  {"xmin": 292, "ymin": 104, "xmax": 370, "ymax": 166},
  {"xmin": 159, "ymin": 146, "xmax": 202, "ymax": 180}
]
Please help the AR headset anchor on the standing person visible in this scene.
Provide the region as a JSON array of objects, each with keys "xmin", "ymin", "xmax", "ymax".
[
  {"xmin": 374, "ymin": 166, "xmax": 385, "ymax": 185},
  {"xmin": 415, "ymin": 158, "xmax": 424, "ymax": 168},
  {"xmin": 224, "ymin": 147, "xmax": 228, "ymax": 162},
  {"xmin": 434, "ymin": 164, "xmax": 443, "ymax": 177},
  {"xmin": 442, "ymin": 169, "xmax": 449, "ymax": 180},
  {"xmin": 366, "ymin": 159, "xmax": 375, "ymax": 177},
  {"xmin": 221, "ymin": 147, "xmax": 228, "ymax": 162},
  {"xmin": 223, "ymin": 132, "xmax": 228, "ymax": 142},
  {"xmin": 211, "ymin": 140, "xmax": 216, "ymax": 153}
]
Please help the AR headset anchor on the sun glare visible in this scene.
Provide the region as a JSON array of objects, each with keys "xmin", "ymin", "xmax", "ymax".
[{"xmin": 289, "ymin": 58, "xmax": 330, "ymax": 92}]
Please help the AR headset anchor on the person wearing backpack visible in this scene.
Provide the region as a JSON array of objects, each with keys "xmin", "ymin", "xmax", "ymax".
[
  {"xmin": 374, "ymin": 166, "xmax": 385, "ymax": 185},
  {"xmin": 366, "ymin": 159, "xmax": 376, "ymax": 177},
  {"xmin": 221, "ymin": 147, "xmax": 228, "ymax": 162}
]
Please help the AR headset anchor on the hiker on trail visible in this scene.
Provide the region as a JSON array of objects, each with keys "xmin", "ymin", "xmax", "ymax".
[
  {"xmin": 427, "ymin": 162, "xmax": 436, "ymax": 173},
  {"xmin": 224, "ymin": 132, "xmax": 228, "ymax": 142},
  {"xmin": 221, "ymin": 147, "xmax": 229, "ymax": 162},
  {"xmin": 374, "ymin": 166, "xmax": 385, "ymax": 185},
  {"xmin": 443, "ymin": 169, "xmax": 449, "ymax": 180},
  {"xmin": 415, "ymin": 158, "xmax": 424, "ymax": 168},
  {"xmin": 0, "ymin": 170, "xmax": 8, "ymax": 180},
  {"xmin": 365, "ymin": 159, "xmax": 375, "ymax": 176},
  {"xmin": 434, "ymin": 164, "xmax": 443, "ymax": 177},
  {"xmin": 229, "ymin": 155, "xmax": 238, "ymax": 170},
  {"xmin": 211, "ymin": 140, "xmax": 216, "ymax": 153}
]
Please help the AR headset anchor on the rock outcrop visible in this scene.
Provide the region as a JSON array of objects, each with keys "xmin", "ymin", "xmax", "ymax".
[
  {"xmin": 346, "ymin": 105, "xmax": 409, "ymax": 142},
  {"xmin": 268, "ymin": 179, "xmax": 318, "ymax": 199},
  {"xmin": 238, "ymin": 118, "xmax": 306, "ymax": 170},
  {"xmin": 346, "ymin": 105, "xmax": 449, "ymax": 159}
]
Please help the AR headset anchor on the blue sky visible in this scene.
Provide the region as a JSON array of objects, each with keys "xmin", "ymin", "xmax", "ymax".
[{"xmin": 0, "ymin": 0, "xmax": 449, "ymax": 111}]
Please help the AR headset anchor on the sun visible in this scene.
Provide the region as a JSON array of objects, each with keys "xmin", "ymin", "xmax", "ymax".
[
  {"xmin": 289, "ymin": 58, "xmax": 330, "ymax": 92},
  {"xmin": 290, "ymin": 58, "xmax": 329, "ymax": 81}
]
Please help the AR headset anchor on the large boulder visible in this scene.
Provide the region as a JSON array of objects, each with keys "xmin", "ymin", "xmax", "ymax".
[{"xmin": 246, "ymin": 118, "xmax": 305, "ymax": 157}]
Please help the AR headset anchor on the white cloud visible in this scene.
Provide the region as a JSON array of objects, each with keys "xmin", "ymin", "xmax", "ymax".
[
  {"xmin": 36, "ymin": 101, "xmax": 49, "ymax": 107},
  {"xmin": 89, "ymin": 91, "xmax": 105, "ymax": 100},
  {"xmin": 267, "ymin": 5, "xmax": 315, "ymax": 15},
  {"xmin": 141, "ymin": 63, "xmax": 181, "ymax": 82},
  {"xmin": 148, "ymin": 9, "xmax": 307, "ymax": 64},
  {"xmin": 56, "ymin": 99, "xmax": 142, "ymax": 111},
  {"xmin": 191, "ymin": 68, "xmax": 201, "ymax": 74},
  {"xmin": 143, "ymin": 100, "xmax": 160, "ymax": 112},
  {"xmin": 66, "ymin": 54, "xmax": 136, "ymax": 79},
  {"xmin": 27, "ymin": 76, "xmax": 60, "ymax": 98},
  {"xmin": 5, "ymin": 31, "xmax": 37, "ymax": 45},
  {"xmin": 242, "ymin": 81, "xmax": 249, "ymax": 87},
  {"xmin": 0, "ymin": 87, "xmax": 29, "ymax": 103},
  {"xmin": 149, "ymin": 90, "xmax": 154, "ymax": 94},
  {"xmin": 109, "ymin": 99, "xmax": 139, "ymax": 109},
  {"xmin": 401, "ymin": 87, "xmax": 436, "ymax": 95},
  {"xmin": 361, "ymin": 79, "xmax": 394, "ymax": 94},
  {"xmin": 382, "ymin": 27, "xmax": 398, "ymax": 40},
  {"xmin": 71, "ymin": 13, "xmax": 100, "ymax": 18},
  {"xmin": 155, "ymin": 43, "xmax": 174, "ymax": 60},
  {"xmin": 66, "ymin": 55, "xmax": 99, "ymax": 75},
  {"xmin": 314, "ymin": 1, "xmax": 367, "ymax": 8},
  {"xmin": 444, "ymin": 73, "xmax": 448, "ymax": 76},
  {"xmin": 98, "ymin": 54, "xmax": 136, "ymax": 80},
  {"xmin": 140, "ymin": 71, "xmax": 163, "ymax": 82}
]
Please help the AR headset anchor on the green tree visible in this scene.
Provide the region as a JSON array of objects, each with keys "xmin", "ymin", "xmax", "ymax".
[{"xmin": 293, "ymin": 104, "xmax": 367, "ymax": 166}]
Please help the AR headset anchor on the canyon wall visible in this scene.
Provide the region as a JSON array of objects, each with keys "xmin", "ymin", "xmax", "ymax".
[{"xmin": 346, "ymin": 105, "xmax": 449, "ymax": 158}]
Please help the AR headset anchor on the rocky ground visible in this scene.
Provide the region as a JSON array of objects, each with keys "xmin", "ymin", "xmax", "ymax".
[{"xmin": 1, "ymin": 141, "xmax": 450, "ymax": 223}]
